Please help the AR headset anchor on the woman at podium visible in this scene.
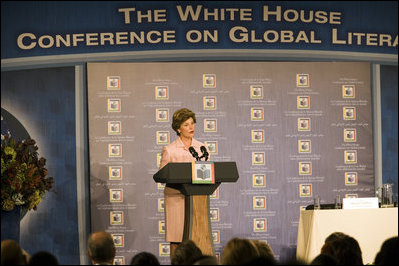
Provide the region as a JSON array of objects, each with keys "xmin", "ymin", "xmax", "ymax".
[{"xmin": 159, "ymin": 108, "xmax": 209, "ymax": 256}]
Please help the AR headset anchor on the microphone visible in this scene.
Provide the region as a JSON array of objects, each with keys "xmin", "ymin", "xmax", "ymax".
[
  {"xmin": 200, "ymin": 146, "xmax": 209, "ymax": 161},
  {"xmin": 188, "ymin": 147, "xmax": 200, "ymax": 161}
]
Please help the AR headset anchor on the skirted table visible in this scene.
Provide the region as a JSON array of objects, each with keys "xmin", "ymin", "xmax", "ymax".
[{"xmin": 296, "ymin": 207, "xmax": 398, "ymax": 264}]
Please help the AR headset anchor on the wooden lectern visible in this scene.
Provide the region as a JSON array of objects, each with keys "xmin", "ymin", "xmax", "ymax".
[{"xmin": 153, "ymin": 162, "xmax": 239, "ymax": 255}]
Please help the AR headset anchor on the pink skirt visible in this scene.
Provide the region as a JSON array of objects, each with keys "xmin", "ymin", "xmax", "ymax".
[{"xmin": 164, "ymin": 186, "xmax": 185, "ymax": 242}]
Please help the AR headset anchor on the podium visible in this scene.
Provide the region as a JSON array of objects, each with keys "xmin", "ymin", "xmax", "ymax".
[{"xmin": 153, "ymin": 162, "xmax": 239, "ymax": 255}]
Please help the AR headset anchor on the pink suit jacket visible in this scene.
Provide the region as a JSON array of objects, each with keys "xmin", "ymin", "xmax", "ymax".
[{"xmin": 160, "ymin": 137, "xmax": 208, "ymax": 242}]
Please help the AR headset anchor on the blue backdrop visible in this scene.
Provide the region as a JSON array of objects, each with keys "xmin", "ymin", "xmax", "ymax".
[
  {"xmin": 1, "ymin": 1, "xmax": 397, "ymax": 59},
  {"xmin": 381, "ymin": 65, "xmax": 399, "ymax": 196},
  {"xmin": 1, "ymin": 67, "xmax": 78, "ymax": 265}
]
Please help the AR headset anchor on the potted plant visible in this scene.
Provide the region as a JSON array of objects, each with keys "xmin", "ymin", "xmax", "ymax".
[{"xmin": 1, "ymin": 135, "xmax": 54, "ymax": 213}]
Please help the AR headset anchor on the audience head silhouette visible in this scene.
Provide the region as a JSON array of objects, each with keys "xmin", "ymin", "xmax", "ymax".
[
  {"xmin": 221, "ymin": 237, "xmax": 259, "ymax": 265},
  {"xmin": 171, "ymin": 240, "xmax": 203, "ymax": 265},
  {"xmin": 87, "ymin": 231, "xmax": 116, "ymax": 265},
  {"xmin": 310, "ymin": 253, "xmax": 338, "ymax": 265},
  {"xmin": 130, "ymin": 251, "xmax": 160, "ymax": 265},
  {"xmin": 191, "ymin": 255, "xmax": 219, "ymax": 265},
  {"xmin": 250, "ymin": 239, "xmax": 276, "ymax": 264},
  {"xmin": 321, "ymin": 232, "xmax": 363, "ymax": 265},
  {"xmin": 28, "ymin": 251, "xmax": 59, "ymax": 265},
  {"xmin": 1, "ymin": 239, "xmax": 27, "ymax": 265},
  {"xmin": 374, "ymin": 236, "xmax": 398, "ymax": 265}
]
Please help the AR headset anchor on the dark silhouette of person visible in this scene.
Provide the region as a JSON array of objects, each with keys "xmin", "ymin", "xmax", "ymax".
[
  {"xmin": 310, "ymin": 253, "xmax": 338, "ymax": 265},
  {"xmin": 374, "ymin": 236, "xmax": 398, "ymax": 265},
  {"xmin": 28, "ymin": 251, "xmax": 59, "ymax": 265},
  {"xmin": 321, "ymin": 232, "xmax": 363, "ymax": 265},
  {"xmin": 1, "ymin": 239, "xmax": 28, "ymax": 265},
  {"xmin": 130, "ymin": 251, "xmax": 160, "ymax": 265},
  {"xmin": 171, "ymin": 240, "xmax": 203, "ymax": 265},
  {"xmin": 87, "ymin": 231, "xmax": 116, "ymax": 265}
]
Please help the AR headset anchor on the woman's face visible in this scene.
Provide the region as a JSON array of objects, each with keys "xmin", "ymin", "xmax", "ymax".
[{"xmin": 179, "ymin": 117, "xmax": 195, "ymax": 139}]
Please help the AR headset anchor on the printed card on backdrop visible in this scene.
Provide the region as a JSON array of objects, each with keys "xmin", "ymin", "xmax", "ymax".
[
  {"xmin": 159, "ymin": 243, "xmax": 170, "ymax": 257},
  {"xmin": 251, "ymin": 107, "xmax": 264, "ymax": 121},
  {"xmin": 299, "ymin": 184, "xmax": 312, "ymax": 197},
  {"xmin": 203, "ymin": 96, "xmax": 217, "ymax": 110},
  {"xmin": 112, "ymin": 234, "xmax": 124, "ymax": 247},
  {"xmin": 192, "ymin": 161, "xmax": 215, "ymax": 184},
  {"xmin": 108, "ymin": 121, "xmax": 121, "ymax": 135},
  {"xmin": 210, "ymin": 187, "xmax": 219, "ymax": 199},
  {"xmin": 157, "ymin": 183, "xmax": 165, "ymax": 190},
  {"xmin": 345, "ymin": 172, "xmax": 358, "ymax": 185},
  {"xmin": 113, "ymin": 257, "xmax": 125, "ymax": 265},
  {"xmin": 252, "ymin": 152, "xmax": 265, "ymax": 165},
  {"xmin": 251, "ymin": 130, "xmax": 264, "ymax": 143},
  {"xmin": 156, "ymin": 153, "xmax": 162, "ymax": 168},
  {"xmin": 344, "ymin": 150, "xmax": 357, "ymax": 164},
  {"xmin": 107, "ymin": 99, "xmax": 121, "ymax": 112},
  {"xmin": 158, "ymin": 198, "xmax": 164, "ymax": 212},
  {"xmin": 156, "ymin": 108, "xmax": 169, "ymax": 122},
  {"xmin": 203, "ymin": 74, "xmax": 216, "ymax": 88},
  {"xmin": 210, "ymin": 208, "xmax": 219, "ymax": 221},
  {"xmin": 250, "ymin": 85, "xmax": 263, "ymax": 99},
  {"xmin": 342, "ymin": 85, "xmax": 355, "ymax": 98},
  {"xmin": 109, "ymin": 166, "xmax": 122, "ymax": 180},
  {"xmin": 107, "ymin": 76, "xmax": 120, "ymax": 90},
  {"xmin": 298, "ymin": 140, "xmax": 311, "ymax": 153},
  {"xmin": 110, "ymin": 211, "xmax": 124, "ymax": 225},
  {"xmin": 253, "ymin": 196, "xmax": 266, "ymax": 210},
  {"xmin": 253, "ymin": 174, "xmax": 266, "ymax": 188},
  {"xmin": 343, "ymin": 107, "xmax": 356, "ymax": 120},
  {"xmin": 298, "ymin": 118, "xmax": 311, "ymax": 131},
  {"xmin": 344, "ymin": 128, "xmax": 357, "ymax": 142},
  {"xmin": 297, "ymin": 96, "xmax": 310, "ymax": 109},
  {"xmin": 299, "ymin": 162, "xmax": 312, "ymax": 175},
  {"xmin": 204, "ymin": 119, "xmax": 217, "ymax": 132},
  {"xmin": 253, "ymin": 218, "xmax": 267, "ymax": 232},
  {"xmin": 156, "ymin": 131, "xmax": 170, "ymax": 145},
  {"xmin": 109, "ymin": 189, "xmax": 123, "ymax": 203},
  {"xmin": 155, "ymin": 86, "xmax": 169, "ymax": 100},
  {"xmin": 108, "ymin": 144, "xmax": 122, "ymax": 157},
  {"xmin": 212, "ymin": 230, "xmax": 220, "ymax": 244},
  {"xmin": 205, "ymin": 141, "xmax": 218, "ymax": 154},
  {"xmin": 158, "ymin": 220, "xmax": 165, "ymax": 235},
  {"xmin": 296, "ymin": 74, "xmax": 310, "ymax": 87}
]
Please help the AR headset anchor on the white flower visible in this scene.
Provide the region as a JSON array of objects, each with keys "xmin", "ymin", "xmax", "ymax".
[{"xmin": 12, "ymin": 193, "xmax": 25, "ymax": 205}]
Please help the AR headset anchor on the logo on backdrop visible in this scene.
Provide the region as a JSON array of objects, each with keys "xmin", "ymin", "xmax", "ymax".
[
  {"xmin": 343, "ymin": 107, "xmax": 356, "ymax": 120},
  {"xmin": 299, "ymin": 184, "xmax": 312, "ymax": 197},
  {"xmin": 250, "ymin": 85, "xmax": 263, "ymax": 99},
  {"xmin": 203, "ymin": 74, "xmax": 216, "ymax": 88},
  {"xmin": 297, "ymin": 96, "xmax": 310, "ymax": 109},
  {"xmin": 253, "ymin": 174, "xmax": 266, "ymax": 188},
  {"xmin": 298, "ymin": 118, "xmax": 311, "ymax": 131},
  {"xmin": 253, "ymin": 218, "xmax": 267, "ymax": 232},
  {"xmin": 109, "ymin": 166, "xmax": 122, "ymax": 180},
  {"xmin": 107, "ymin": 76, "xmax": 121, "ymax": 90},
  {"xmin": 342, "ymin": 85, "xmax": 356, "ymax": 98},
  {"xmin": 344, "ymin": 128, "xmax": 357, "ymax": 142},
  {"xmin": 345, "ymin": 172, "xmax": 358, "ymax": 185},
  {"xmin": 108, "ymin": 144, "xmax": 122, "ymax": 157},
  {"xmin": 203, "ymin": 96, "xmax": 217, "ymax": 110},
  {"xmin": 156, "ymin": 86, "xmax": 169, "ymax": 100},
  {"xmin": 107, "ymin": 99, "xmax": 121, "ymax": 112},
  {"xmin": 296, "ymin": 74, "xmax": 310, "ymax": 87}
]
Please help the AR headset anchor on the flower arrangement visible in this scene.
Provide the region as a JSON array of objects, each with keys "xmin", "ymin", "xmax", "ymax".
[{"xmin": 1, "ymin": 135, "xmax": 54, "ymax": 212}]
